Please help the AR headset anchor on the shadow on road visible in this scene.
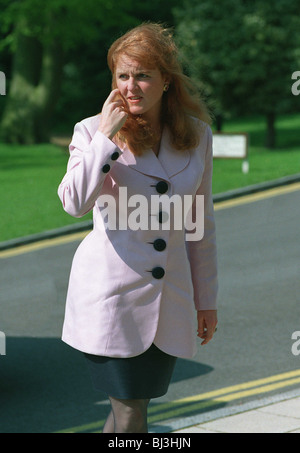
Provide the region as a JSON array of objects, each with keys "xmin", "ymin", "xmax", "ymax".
[{"xmin": 0, "ymin": 337, "xmax": 223, "ymax": 433}]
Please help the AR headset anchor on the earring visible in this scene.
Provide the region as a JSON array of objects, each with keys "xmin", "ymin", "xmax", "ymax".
[{"xmin": 163, "ymin": 84, "xmax": 169, "ymax": 92}]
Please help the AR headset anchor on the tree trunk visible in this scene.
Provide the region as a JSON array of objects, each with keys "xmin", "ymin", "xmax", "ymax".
[
  {"xmin": 0, "ymin": 16, "xmax": 64, "ymax": 144},
  {"xmin": 215, "ymin": 114, "xmax": 223, "ymax": 132},
  {"xmin": 265, "ymin": 112, "xmax": 276, "ymax": 149}
]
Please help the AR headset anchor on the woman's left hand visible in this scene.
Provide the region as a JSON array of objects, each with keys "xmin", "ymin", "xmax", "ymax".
[{"xmin": 197, "ymin": 310, "xmax": 218, "ymax": 345}]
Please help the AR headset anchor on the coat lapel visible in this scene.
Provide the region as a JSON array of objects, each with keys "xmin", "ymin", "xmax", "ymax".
[
  {"xmin": 119, "ymin": 127, "xmax": 190, "ymax": 181},
  {"xmin": 120, "ymin": 144, "xmax": 170, "ymax": 181},
  {"xmin": 158, "ymin": 127, "xmax": 190, "ymax": 178}
]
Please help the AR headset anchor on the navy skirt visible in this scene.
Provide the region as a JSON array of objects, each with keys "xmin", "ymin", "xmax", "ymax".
[{"xmin": 84, "ymin": 344, "xmax": 177, "ymax": 399}]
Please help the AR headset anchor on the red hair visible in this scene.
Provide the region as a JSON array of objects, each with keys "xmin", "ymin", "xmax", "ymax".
[{"xmin": 107, "ymin": 23, "xmax": 211, "ymax": 155}]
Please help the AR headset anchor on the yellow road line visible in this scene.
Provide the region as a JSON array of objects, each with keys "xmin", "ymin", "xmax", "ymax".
[
  {"xmin": 148, "ymin": 376, "xmax": 300, "ymax": 426},
  {"xmin": 173, "ymin": 368, "xmax": 300, "ymax": 404},
  {"xmin": 55, "ymin": 369, "xmax": 300, "ymax": 433},
  {"xmin": 0, "ymin": 231, "xmax": 90, "ymax": 259},
  {"xmin": 214, "ymin": 182, "xmax": 300, "ymax": 211}
]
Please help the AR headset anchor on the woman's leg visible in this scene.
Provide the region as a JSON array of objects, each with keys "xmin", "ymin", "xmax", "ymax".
[
  {"xmin": 108, "ymin": 397, "xmax": 150, "ymax": 433},
  {"xmin": 102, "ymin": 409, "xmax": 115, "ymax": 433}
]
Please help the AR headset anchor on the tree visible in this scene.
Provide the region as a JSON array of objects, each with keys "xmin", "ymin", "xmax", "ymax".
[
  {"xmin": 174, "ymin": 0, "xmax": 300, "ymax": 148},
  {"xmin": 0, "ymin": 0, "xmax": 137, "ymax": 144}
]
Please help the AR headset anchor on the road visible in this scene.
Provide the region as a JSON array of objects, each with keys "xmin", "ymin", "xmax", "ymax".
[{"xmin": 0, "ymin": 184, "xmax": 299, "ymax": 433}]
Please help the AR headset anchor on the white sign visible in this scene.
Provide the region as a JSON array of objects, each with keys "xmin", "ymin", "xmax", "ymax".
[{"xmin": 213, "ymin": 133, "xmax": 248, "ymax": 159}]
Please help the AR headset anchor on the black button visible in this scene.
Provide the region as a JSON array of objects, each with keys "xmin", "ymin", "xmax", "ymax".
[
  {"xmin": 158, "ymin": 211, "xmax": 169, "ymax": 223},
  {"xmin": 153, "ymin": 239, "xmax": 166, "ymax": 251},
  {"xmin": 111, "ymin": 151, "xmax": 120, "ymax": 161},
  {"xmin": 151, "ymin": 267, "xmax": 165, "ymax": 279},
  {"xmin": 102, "ymin": 164, "xmax": 110, "ymax": 173},
  {"xmin": 155, "ymin": 181, "xmax": 168, "ymax": 194}
]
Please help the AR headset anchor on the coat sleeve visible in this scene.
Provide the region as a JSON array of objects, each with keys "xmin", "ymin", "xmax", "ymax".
[
  {"xmin": 186, "ymin": 125, "xmax": 218, "ymax": 310},
  {"xmin": 58, "ymin": 119, "xmax": 122, "ymax": 218}
]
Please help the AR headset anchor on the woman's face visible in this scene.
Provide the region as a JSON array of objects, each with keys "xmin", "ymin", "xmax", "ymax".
[{"xmin": 115, "ymin": 55, "xmax": 167, "ymax": 125}]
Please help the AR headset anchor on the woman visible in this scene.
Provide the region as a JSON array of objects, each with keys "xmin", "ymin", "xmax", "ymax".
[{"xmin": 58, "ymin": 23, "xmax": 218, "ymax": 433}]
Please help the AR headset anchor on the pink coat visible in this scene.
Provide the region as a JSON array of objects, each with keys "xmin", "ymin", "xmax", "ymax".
[{"xmin": 58, "ymin": 114, "xmax": 218, "ymax": 359}]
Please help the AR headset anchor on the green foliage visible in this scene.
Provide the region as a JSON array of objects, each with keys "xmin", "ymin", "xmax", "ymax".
[
  {"xmin": 174, "ymin": 0, "xmax": 300, "ymax": 118},
  {"xmin": 0, "ymin": 0, "xmax": 138, "ymax": 50}
]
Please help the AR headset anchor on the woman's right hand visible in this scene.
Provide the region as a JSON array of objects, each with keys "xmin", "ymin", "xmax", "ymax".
[{"xmin": 98, "ymin": 89, "xmax": 128, "ymax": 140}]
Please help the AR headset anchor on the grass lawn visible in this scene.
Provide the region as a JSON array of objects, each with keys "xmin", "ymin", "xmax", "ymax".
[
  {"xmin": 0, "ymin": 113, "xmax": 299, "ymax": 242},
  {"xmin": 0, "ymin": 143, "xmax": 91, "ymax": 242}
]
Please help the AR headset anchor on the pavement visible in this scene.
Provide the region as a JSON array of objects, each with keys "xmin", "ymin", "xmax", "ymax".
[{"xmin": 168, "ymin": 390, "xmax": 300, "ymax": 434}]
